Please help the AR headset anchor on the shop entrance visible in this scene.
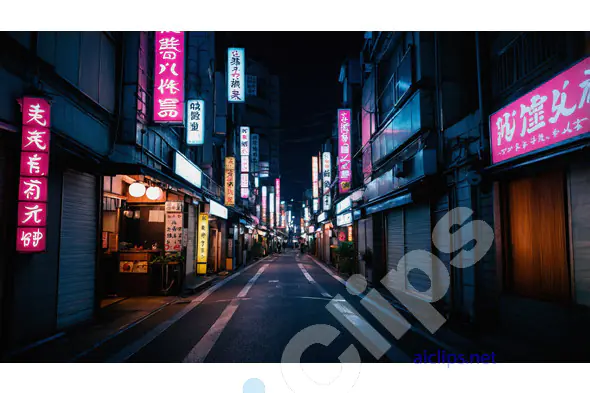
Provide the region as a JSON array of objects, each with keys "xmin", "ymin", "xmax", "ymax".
[{"xmin": 505, "ymin": 170, "xmax": 570, "ymax": 302}]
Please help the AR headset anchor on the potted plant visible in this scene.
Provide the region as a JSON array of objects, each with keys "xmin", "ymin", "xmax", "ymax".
[{"xmin": 150, "ymin": 253, "xmax": 185, "ymax": 295}]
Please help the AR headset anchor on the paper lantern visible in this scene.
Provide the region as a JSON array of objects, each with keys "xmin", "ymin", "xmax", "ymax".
[
  {"xmin": 129, "ymin": 182, "xmax": 146, "ymax": 197},
  {"xmin": 146, "ymin": 186, "xmax": 162, "ymax": 200}
]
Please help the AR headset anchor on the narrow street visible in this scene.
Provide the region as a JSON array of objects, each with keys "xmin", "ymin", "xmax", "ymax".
[{"xmin": 40, "ymin": 250, "xmax": 442, "ymax": 363}]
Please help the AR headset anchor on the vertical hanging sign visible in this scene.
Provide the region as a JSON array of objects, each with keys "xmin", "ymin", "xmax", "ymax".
[
  {"xmin": 165, "ymin": 212, "xmax": 183, "ymax": 253},
  {"xmin": 228, "ymin": 48, "xmax": 245, "ymax": 103},
  {"xmin": 338, "ymin": 109, "xmax": 352, "ymax": 194},
  {"xmin": 240, "ymin": 126, "xmax": 250, "ymax": 198},
  {"xmin": 186, "ymin": 99, "xmax": 204, "ymax": 145},
  {"xmin": 269, "ymin": 191, "xmax": 275, "ymax": 229},
  {"xmin": 224, "ymin": 157, "xmax": 235, "ymax": 207},
  {"xmin": 16, "ymin": 97, "xmax": 51, "ymax": 253},
  {"xmin": 154, "ymin": 31, "xmax": 185, "ymax": 123},
  {"xmin": 322, "ymin": 152, "xmax": 331, "ymax": 211},
  {"xmin": 275, "ymin": 178, "xmax": 281, "ymax": 227},
  {"xmin": 251, "ymin": 133, "xmax": 259, "ymax": 183},
  {"xmin": 262, "ymin": 186, "xmax": 268, "ymax": 225},
  {"xmin": 197, "ymin": 212, "xmax": 209, "ymax": 274}
]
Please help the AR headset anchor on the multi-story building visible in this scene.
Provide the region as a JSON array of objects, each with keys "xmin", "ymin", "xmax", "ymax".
[
  {"xmin": 354, "ymin": 31, "xmax": 590, "ymax": 336},
  {"xmin": 0, "ymin": 31, "xmax": 233, "ymax": 353}
]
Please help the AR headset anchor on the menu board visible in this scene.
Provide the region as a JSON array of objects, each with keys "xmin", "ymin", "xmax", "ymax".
[{"xmin": 165, "ymin": 212, "xmax": 183, "ymax": 252}]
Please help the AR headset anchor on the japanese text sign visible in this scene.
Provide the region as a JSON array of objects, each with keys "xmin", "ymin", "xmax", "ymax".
[
  {"xmin": 262, "ymin": 186, "xmax": 267, "ymax": 224},
  {"xmin": 197, "ymin": 213, "xmax": 209, "ymax": 264},
  {"xmin": 251, "ymin": 133, "xmax": 259, "ymax": 173},
  {"xmin": 322, "ymin": 152, "xmax": 331, "ymax": 211},
  {"xmin": 154, "ymin": 31, "xmax": 185, "ymax": 123},
  {"xmin": 17, "ymin": 97, "xmax": 51, "ymax": 253},
  {"xmin": 275, "ymin": 178, "xmax": 280, "ymax": 227},
  {"xmin": 165, "ymin": 212, "xmax": 183, "ymax": 252},
  {"xmin": 491, "ymin": 56, "xmax": 590, "ymax": 164},
  {"xmin": 240, "ymin": 126, "xmax": 250, "ymax": 156},
  {"xmin": 224, "ymin": 157, "xmax": 235, "ymax": 207},
  {"xmin": 228, "ymin": 48, "xmax": 245, "ymax": 103},
  {"xmin": 269, "ymin": 192, "xmax": 274, "ymax": 228},
  {"xmin": 338, "ymin": 109, "xmax": 352, "ymax": 194},
  {"xmin": 312, "ymin": 156, "xmax": 319, "ymax": 199},
  {"xmin": 186, "ymin": 99, "xmax": 204, "ymax": 145}
]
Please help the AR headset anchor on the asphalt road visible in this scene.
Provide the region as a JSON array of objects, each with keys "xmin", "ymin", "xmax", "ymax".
[{"xmin": 72, "ymin": 249, "xmax": 445, "ymax": 363}]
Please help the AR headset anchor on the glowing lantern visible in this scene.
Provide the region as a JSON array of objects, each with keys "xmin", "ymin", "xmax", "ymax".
[
  {"xmin": 129, "ymin": 182, "xmax": 146, "ymax": 198},
  {"xmin": 146, "ymin": 186, "xmax": 162, "ymax": 200}
]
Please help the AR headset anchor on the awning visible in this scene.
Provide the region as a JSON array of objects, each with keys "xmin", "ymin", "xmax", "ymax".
[{"xmin": 364, "ymin": 192, "xmax": 413, "ymax": 215}]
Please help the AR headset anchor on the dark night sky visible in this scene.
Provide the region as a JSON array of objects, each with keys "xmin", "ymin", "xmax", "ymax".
[{"xmin": 217, "ymin": 32, "xmax": 365, "ymax": 203}]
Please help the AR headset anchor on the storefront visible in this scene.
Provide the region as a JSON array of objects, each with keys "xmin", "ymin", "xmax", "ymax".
[{"xmin": 488, "ymin": 55, "xmax": 590, "ymax": 306}]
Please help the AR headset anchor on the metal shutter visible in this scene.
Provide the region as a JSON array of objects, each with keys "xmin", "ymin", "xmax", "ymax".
[
  {"xmin": 404, "ymin": 204, "xmax": 432, "ymax": 295},
  {"xmin": 386, "ymin": 210, "xmax": 404, "ymax": 276},
  {"xmin": 57, "ymin": 169, "xmax": 97, "ymax": 330}
]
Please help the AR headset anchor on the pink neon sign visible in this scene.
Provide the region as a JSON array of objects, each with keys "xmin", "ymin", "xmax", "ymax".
[
  {"xmin": 338, "ymin": 109, "xmax": 352, "ymax": 194},
  {"xmin": 153, "ymin": 31, "xmax": 184, "ymax": 123},
  {"xmin": 17, "ymin": 97, "xmax": 51, "ymax": 253},
  {"xmin": 490, "ymin": 56, "xmax": 590, "ymax": 164}
]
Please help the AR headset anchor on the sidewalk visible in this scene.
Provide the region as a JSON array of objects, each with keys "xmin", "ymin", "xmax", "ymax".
[
  {"xmin": 6, "ymin": 276, "xmax": 216, "ymax": 362},
  {"xmin": 308, "ymin": 253, "xmax": 590, "ymax": 362}
]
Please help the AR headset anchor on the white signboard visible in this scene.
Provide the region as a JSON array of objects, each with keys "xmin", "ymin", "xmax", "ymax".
[
  {"xmin": 337, "ymin": 212, "xmax": 353, "ymax": 227},
  {"xmin": 240, "ymin": 126, "xmax": 250, "ymax": 156},
  {"xmin": 336, "ymin": 196, "xmax": 352, "ymax": 214},
  {"xmin": 186, "ymin": 99, "xmax": 204, "ymax": 145},
  {"xmin": 228, "ymin": 48, "xmax": 245, "ymax": 103},
  {"xmin": 174, "ymin": 152, "xmax": 202, "ymax": 189},
  {"xmin": 209, "ymin": 199, "xmax": 228, "ymax": 219},
  {"xmin": 241, "ymin": 173, "xmax": 249, "ymax": 188},
  {"xmin": 241, "ymin": 155, "xmax": 249, "ymax": 173}
]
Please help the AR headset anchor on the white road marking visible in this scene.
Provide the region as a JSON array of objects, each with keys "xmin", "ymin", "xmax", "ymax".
[
  {"xmin": 107, "ymin": 257, "xmax": 268, "ymax": 363},
  {"xmin": 310, "ymin": 257, "xmax": 347, "ymax": 286},
  {"xmin": 298, "ymin": 263, "xmax": 331, "ymax": 298},
  {"xmin": 182, "ymin": 299, "xmax": 240, "ymax": 363},
  {"xmin": 237, "ymin": 264, "xmax": 268, "ymax": 298},
  {"xmin": 326, "ymin": 294, "xmax": 391, "ymax": 359},
  {"xmin": 182, "ymin": 263, "xmax": 268, "ymax": 363}
]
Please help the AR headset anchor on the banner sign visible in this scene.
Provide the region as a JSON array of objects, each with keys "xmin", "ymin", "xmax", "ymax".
[
  {"xmin": 338, "ymin": 109, "xmax": 352, "ymax": 194},
  {"xmin": 154, "ymin": 31, "xmax": 184, "ymax": 123},
  {"xmin": 165, "ymin": 212, "xmax": 183, "ymax": 252},
  {"xmin": 186, "ymin": 99, "xmax": 204, "ymax": 145},
  {"xmin": 491, "ymin": 56, "xmax": 590, "ymax": 164},
  {"xmin": 228, "ymin": 48, "xmax": 245, "ymax": 103},
  {"xmin": 197, "ymin": 212, "xmax": 209, "ymax": 274},
  {"xmin": 322, "ymin": 152, "xmax": 331, "ymax": 211},
  {"xmin": 275, "ymin": 178, "xmax": 281, "ymax": 227},
  {"xmin": 262, "ymin": 186, "xmax": 267, "ymax": 224},
  {"xmin": 312, "ymin": 156, "xmax": 319, "ymax": 199},
  {"xmin": 17, "ymin": 97, "xmax": 51, "ymax": 252},
  {"xmin": 224, "ymin": 157, "xmax": 235, "ymax": 206}
]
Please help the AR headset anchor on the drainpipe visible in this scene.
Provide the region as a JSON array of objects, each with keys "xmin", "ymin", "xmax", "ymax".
[{"xmin": 475, "ymin": 32, "xmax": 486, "ymax": 159}]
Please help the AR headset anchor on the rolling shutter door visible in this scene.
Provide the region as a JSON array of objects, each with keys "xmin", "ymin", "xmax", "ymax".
[
  {"xmin": 57, "ymin": 169, "xmax": 97, "ymax": 330},
  {"xmin": 404, "ymin": 204, "xmax": 432, "ymax": 295},
  {"xmin": 386, "ymin": 210, "xmax": 404, "ymax": 276}
]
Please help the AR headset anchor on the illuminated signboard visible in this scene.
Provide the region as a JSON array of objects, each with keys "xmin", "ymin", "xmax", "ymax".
[
  {"xmin": 186, "ymin": 99, "xmax": 204, "ymax": 145},
  {"xmin": 348, "ymin": 226, "xmax": 353, "ymax": 241},
  {"xmin": 337, "ymin": 212, "xmax": 353, "ymax": 227},
  {"xmin": 154, "ymin": 31, "xmax": 184, "ymax": 123},
  {"xmin": 317, "ymin": 212, "xmax": 327, "ymax": 223},
  {"xmin": 240, "ymin": 126, "xmax": 250, "ymax": 156},
  {"xmin": 308, "ymin": 226, "xmax": 315, "ymax": 234},
  {"xmin": 259, "ymin": 161, "xmax": 270, "ymax": 178},
  {"xmin": 256, "ymin": 204, "xmax": 261, "ymax": 220},
  {"xmin": 322, "ymin": 152, "xmax": 331, "ymax": 211},
  {"xmin": 174, "ymin": 151, "xmax": 202, "ymax": 189},
  {"xmin": 240, "ymin": 126, "xmax": 250, "ymax": 198},
  {"xmin": 228, "ymin": 48, "xmax": 245, "ymax": 103},
  {"xmin": 224, "ymin": 157, "xmax": 235, "ymax": 206},
  {"xmin": 304, "ymin": 206, "xmax": 310, "ymax": 222},
  {"xmin": 491, "ymin": 56, "xmax": 590, "ymax": 164},
  {"xmin": 16, "ymin": 97, "xmax": 51, "ymax": 253},
  {"xmin": 209, "ymin": 200, "xmax": 228, "ymax": 220},
  {"xmin": 197, "ymin": 213, "xmax": 209, "ymax": 274},
  {"xmin": 336, "ymin": 196, "xmax": 352, "ymax": 214},
  {"xmin": 269, "ymin": 192, "xmax": 275, "ymax": 228},
  {"xmin": 338, "ymin": 109, "xmax": 352, "ymax": 194},
  {"xmin": 262, "ymin": 186, "xmax": 267, "ymax": 224},
  {"xmin": 275, "ymin": 178, "xmax": 280, "ymax": 227},
  {"xmin": 312, "ymin": 156, "xmax": 319, "ymax": 199},
  {"xmin": 313, "ymin": 199, "xmax": 319, "ymax": 213}
]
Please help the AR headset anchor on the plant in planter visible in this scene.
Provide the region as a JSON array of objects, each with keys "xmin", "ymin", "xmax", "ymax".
[{"xmin": 337, "ymin": 241, "xmax": 356, "ymax": 275}]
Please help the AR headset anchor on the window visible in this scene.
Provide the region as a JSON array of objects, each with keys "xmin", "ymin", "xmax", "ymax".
[
  {"xmin": 247, "ymin": 75, "xmax": 257, "ymax": 96},
  {"xmin": 377, "ymin": 45, "xmax": 414, "ymax": 126}
]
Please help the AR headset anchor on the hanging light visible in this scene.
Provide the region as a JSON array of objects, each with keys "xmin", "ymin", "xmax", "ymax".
[
  {"xmin": 129, "ymin": 182, "xmax": 146, "ymax": 197},
  {"xmin": 146, "ymin": 185, "xmax": 162, "ymax": 200}
]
